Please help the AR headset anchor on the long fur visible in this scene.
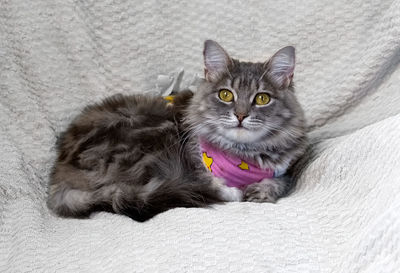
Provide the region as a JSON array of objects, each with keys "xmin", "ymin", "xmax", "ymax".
[
  {"xmin": 48, "ymin": 41, "xmax": 307, "ymax": 221},
  {"xmin": 48, "ymin": 92, "xmax": 224, "ymax": 222}
]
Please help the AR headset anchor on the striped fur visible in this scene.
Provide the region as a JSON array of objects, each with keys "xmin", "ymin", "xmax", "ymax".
[{"xmin": 47, "ymin": 40, "xmax": 307, "ymax": 221}]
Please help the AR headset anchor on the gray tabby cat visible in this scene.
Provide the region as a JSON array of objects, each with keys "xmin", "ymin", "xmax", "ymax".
[{"xmin": 48, "ymin": 40, "xmax": 307, "ymax": 221}]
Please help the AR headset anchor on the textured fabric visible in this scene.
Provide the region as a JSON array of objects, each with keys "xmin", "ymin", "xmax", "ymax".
[
  {"xmin": 200, "ymin": 140, "xmax": 278, "ymax": 188},
  {"xmin": 1, "ymin": 0, "xmax": 400, "ymax": 272}
]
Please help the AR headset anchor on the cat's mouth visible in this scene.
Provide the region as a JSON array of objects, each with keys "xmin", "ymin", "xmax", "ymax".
[
  {"xmin": 223, "ymin": 124, "xmax": 249, "ymax": 130},
  {"xmin": 234, "ymin": 123, "xmax": 251, "ymax": 130},
  {"xmin": 225, "ymin": 123, "xmax": 251, "ymax": 131}
]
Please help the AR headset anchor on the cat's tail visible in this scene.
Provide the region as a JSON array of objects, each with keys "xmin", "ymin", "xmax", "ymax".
[
  {"xmin": 48, "ymin": 155, "xmax": 241, "ymax": 222},
  {"xmin": 111, "ymin": 177, "xmax": 222, "ymax": 222}
]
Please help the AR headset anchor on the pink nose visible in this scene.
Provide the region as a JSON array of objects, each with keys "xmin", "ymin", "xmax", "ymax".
[{"xmin": 235, "ymin": 114, "xmax": 248, "ymax": 122}]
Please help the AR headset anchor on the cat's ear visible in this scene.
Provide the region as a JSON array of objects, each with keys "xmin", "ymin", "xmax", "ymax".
[
  {"xmin": 265, "ymin": 46, "xmax": 295, "ymax": 89},
  {"xmin": 203, "ymin": 40, "xmax": 233, "ymax": 82}
]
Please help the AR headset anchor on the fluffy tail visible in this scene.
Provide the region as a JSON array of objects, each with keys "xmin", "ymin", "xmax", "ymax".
[
  {"xmin": 48, "ymin": 154, "xmax": 225, "ymax": 222},
  {"xmin": 113, "ymin": 177, "xmax": 223, "ymax": 222}
]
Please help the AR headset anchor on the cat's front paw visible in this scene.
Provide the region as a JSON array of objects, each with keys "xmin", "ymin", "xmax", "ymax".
[
  {"xmin": 211, "ymin": 177, "xmax": 243, "ymax": 202},
  {"xmin": 243, "ymin": 178, "xmax": 284, "ymax": 203}
]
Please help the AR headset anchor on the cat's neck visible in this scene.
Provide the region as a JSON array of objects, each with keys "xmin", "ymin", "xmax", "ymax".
[{"xmin": 196, "ymin": 136, "xmax": 289, "ymax": 172}]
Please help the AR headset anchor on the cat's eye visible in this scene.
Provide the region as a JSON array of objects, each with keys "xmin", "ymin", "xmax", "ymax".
[
  {"xmin": 254, "ymin": 93, "xmax": 271, "ymax": 105},
  {"xmin": 218, "ymin": 89, "xmax": 234, "ymax": 102}
]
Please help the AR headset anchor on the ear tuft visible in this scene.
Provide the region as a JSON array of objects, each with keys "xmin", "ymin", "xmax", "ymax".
[
  {"xmin": 266, "ymin": 46, "xmax": 295, "ymax": 89},
  {"xmin": 203, "ymin": 40, "xmax": 232, "ymax": 82}
]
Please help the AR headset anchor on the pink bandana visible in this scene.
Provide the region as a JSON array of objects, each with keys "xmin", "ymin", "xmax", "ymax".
[{"xmin": 200, "ymin": 140, "xmax": 283, "ymax": 188}]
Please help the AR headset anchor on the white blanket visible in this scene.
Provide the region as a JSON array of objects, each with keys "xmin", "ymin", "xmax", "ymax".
[{"xmin": 1, "ymin": 0, "xmax": 400, "ymax": 272}]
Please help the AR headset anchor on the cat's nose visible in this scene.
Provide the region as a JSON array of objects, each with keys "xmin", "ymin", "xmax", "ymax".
[{"xmin": 235, "ymin": 113, "xmax": 248, "ymax": 122}]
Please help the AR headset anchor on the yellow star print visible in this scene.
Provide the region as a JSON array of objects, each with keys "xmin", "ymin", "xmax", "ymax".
[
  {"xmin": 238, "ymin": 161, "xmax": 249, "ymax": 170},
  {"xmin": 164, "ymin": 95, "xmax": 175, "ymax": 103},
  {"xmin": 202, "ymin": 152, "xmax": 213, "ymax": 172},
  {"xmin": 163, "ymin": 95, "xmax": 175, "ymax": 106}
]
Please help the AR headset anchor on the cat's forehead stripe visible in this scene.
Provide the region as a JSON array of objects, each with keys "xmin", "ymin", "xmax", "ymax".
[{"xmin": 228, "ymin": 75, "xmax": 261, "ymax": 93}]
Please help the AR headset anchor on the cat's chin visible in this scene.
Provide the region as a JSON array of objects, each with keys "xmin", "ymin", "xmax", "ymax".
[{"xmin": 223, "ymin": 127, "xmax": 265, "ymax": 143}]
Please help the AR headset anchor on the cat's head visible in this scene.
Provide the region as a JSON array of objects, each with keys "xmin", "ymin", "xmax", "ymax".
[{"xmin": 188, "ymin": 40, "xmax": 305, "ymax": 152}]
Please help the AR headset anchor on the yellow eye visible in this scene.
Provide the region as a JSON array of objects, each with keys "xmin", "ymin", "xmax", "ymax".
[
  {"xmin": 255, "ymin": 93, "xmax": 270, "ymax": 105},
  {"xmin": 218, "ymin": 89, "xmax": 234, "ymax": 102}
]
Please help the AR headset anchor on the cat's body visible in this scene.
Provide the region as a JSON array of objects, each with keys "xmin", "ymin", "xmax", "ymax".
[
  {"xmin": 48, "ymin": 40, "xmax": 307, "ymax": 221},
  {"xmin": 48, "ymin": 91, "xmax": 239, "ymax": 222}
]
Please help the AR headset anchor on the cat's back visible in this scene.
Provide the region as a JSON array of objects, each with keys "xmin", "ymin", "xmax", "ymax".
[
  {"xmin": 73, "ymin": 93, "xmax": 175, "ymax": 132},
  {"xmin": 64, "ymin": 91, "xmax": 193, "ymax": 137},
  {"xmin": 55, "ymin": 92, "xmax": 193, "ymax": 168}
]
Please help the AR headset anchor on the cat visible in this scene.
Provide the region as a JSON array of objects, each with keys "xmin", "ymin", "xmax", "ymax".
[{"xmin": 47, "ymin": 40, "xmax": 307, "ymax": 222}]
